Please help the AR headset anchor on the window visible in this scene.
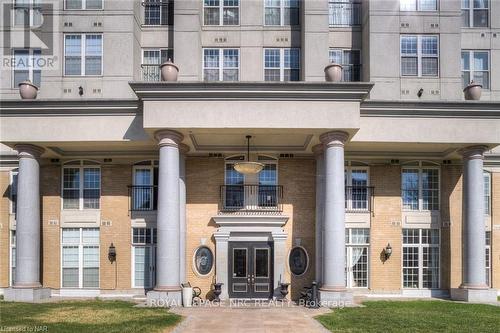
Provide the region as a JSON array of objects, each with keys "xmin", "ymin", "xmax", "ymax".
[
  {"xmin": 203, "ymin": 48, "xmax": 239, "ymax": 81},
  {"xmin": 132, "ymin": 227, "xmax": 157, "ymax": 288},
  {"xmin": 64, "ymin": 34, "xmax": 103, "ymax": 76},
  {"xmin": 143, "ymin": 0, "xmax": 173, "ymax": 25},
  {"xmin": 486, "ymin": 231, "xmax": 491, "ymax": 287},
  {"xmin": 400, "ymin": 0, "xmax": 437, "ymax": 11},
  {"xmin": 204, "ymin": 0, "xmax": 239, "ymax": 25},
  {"xmin": 65, "ymin": 0, "xmax": 103, "ymax": 10},
  {"xmin": 132, "ymin": 162, "xmax": 159, "ymax": 211},
  {"xmin": 193, "ymin": 246, "xmax": 214, "ymax": 276},
  {"xmin": 401, "ymin": 35, "xmax": 438, "ymax": 77},
  {"xmin": 402, "ymin": 162, "xmax": 439, "ymax": 211},
  {"xmin": 10, "ymin": 231, "xmax": 16, "ymax": 286},
  {"xmin": 484, "ymin": 172, "xmax": 491, "ymax": 215},
  {"xmin": 63, "ymin": 161, "xmax": 101, "ymax": 210},
  {"xmin": 264, "ymin": 48, "xmax": 300, "ymax": 81},
  {"xmin": 289, "ymin": 246, "xmax": 308, "ymax": 276},
  {"xmin": 329, "ymin": 0, "xmax": 361, "ymax": 26},
  {"xmin": 61, "ymin": 228, "xmax": 100, "ymax": 288},
  {"xmin": 264, "ymin": 0, "xmax": 299, "ymax": 26},
  {"xmin": 461, "ymin": 51, "xmax": 489, "ymax": 89},
  {"xmin": 329, "ymin": 49, "xmax": 361, "ymax": 82},
  {"xmin": 345, "ymin": 165, "xmax": 369, "ymax": 211},
  {"xmin": 10, "ymin": 169, "xmax": 18, "ymax": 216},
  {"xmin": 13, "ymin": 0, "xmax": 42, "ymax": 27},
  {"xmin": 462, "ymin": 0, "xmax": 488, "ymax": 28},
  {"xmin": 13, "ymin": 49, "xmax": 41, "ymax": 88},
  {"xmin": 142, "ymin": 49, "xmax": 173, "ymax": 81},
  {"xmin": 403, "ymin": 228, "xmax": 440, "ymax": 289},
  {"xmin": 345, "ymin": 228, "xmax": 369, "ymax": 288}
]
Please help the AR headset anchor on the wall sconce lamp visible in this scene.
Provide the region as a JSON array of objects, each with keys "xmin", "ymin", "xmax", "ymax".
[
  {"xmin": 108, "ymin": 243, "xmax": 116, "ymax": 262},
  {"xmin": 384, "ymin": 243, "xmax": 393, "ymax": 260},
  {"xmin": 417, "ymin": 88, "xmax": 424, "ymax": 98}
]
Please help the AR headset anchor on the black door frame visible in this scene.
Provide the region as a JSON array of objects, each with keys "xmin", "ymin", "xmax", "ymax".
[{"xmin": 228, "ymin": 241, "xmax": 274, "ymax": 299}]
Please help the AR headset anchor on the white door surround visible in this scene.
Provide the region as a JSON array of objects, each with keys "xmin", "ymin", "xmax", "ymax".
[{"xmin": 213, "ymin": 215, "xmax": 289, "ymax": 300}]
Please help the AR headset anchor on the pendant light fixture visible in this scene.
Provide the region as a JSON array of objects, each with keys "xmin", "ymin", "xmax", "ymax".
[{"xmin": 233, "ymin": 135, "xmax": 264, "ymax": 175}]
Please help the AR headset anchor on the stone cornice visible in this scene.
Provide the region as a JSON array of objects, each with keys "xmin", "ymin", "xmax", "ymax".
[
  {"xmin": 15, "ymin": 144, "xmax": 45, "ymax": 159},
  {"xmin": 129, "ymin": 81, "xmax": 374, "ymax": 101},
  {"xmin": 0, "ymin": 99, "xmax": 139, "ymax": 116},
  {"xmin": 361, "ymin": 100, "xmax": 500, "ymax": 118}
]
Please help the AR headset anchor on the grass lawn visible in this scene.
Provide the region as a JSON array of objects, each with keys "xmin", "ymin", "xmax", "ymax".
[
  {"xmin": 316, "ymin": 300, "xmax": 500, "ymax": 333},
  {"xmin": 0, "ymin": 300, "xmax": 181, "ymax": 333}
]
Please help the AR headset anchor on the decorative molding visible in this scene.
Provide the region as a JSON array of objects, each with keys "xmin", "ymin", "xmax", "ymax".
[
  {"xmin": 189, "ymin": 134, "xmax": 313, "ymax": 152},
  {"xmin": 47, "ymin": 147, "xmax": 159, "ymax": 158},
  {"xmin": 129, "ymin": 81, "xmax": 374, "ymax": 101},
  {"xmin": 213, "ymin": 215, "xmax": 289, "ymax": 227}
]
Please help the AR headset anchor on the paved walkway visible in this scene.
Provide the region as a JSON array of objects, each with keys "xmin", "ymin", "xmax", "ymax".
[{"xmin": 170, "ymin": 301, "xmax": 332, "ymax": 333}]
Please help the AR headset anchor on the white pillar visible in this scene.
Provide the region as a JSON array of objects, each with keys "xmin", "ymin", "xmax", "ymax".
[
  {"xmin": 214, "ymin": 231, "xmax": 230, "ymax": 300},
  {"xmin": 451, "ymin": 145, "xmax": 497, "ymax": 303},
  {"xmin": 272, "ymin": 230, "xmax": 288, "ymax": 298},
  {"xmin": 313, "ymin": 144, "xmax": 324, "ymax": 284},
  {"xmin": 147, "ymin": 130, "xmax": 183, "ymax": 306},
  {"xmin": 5, "ymin": 144, "xmax": 51, "ymax": 302},
  {"xmin": 179, "ymin": 144, "xmax": 189, "ymax": 284},
  {"xmin": 318, "ymin": 131, "xmax": 352, "ymax": 304}
]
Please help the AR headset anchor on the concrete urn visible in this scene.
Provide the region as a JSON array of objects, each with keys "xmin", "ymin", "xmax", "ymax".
[
  {"xmin": 463, "ymin": 81, "xmax": 482, "ymax": 100},
  {"xmin": 160, "ymin": 59, "xmax": 179, "ymax": 82},
  {"xmin": 19, "ymin": 80, "xmax": 39, "ymax": 99},
  {"xmin": 324, "ymin": 63, "xmax": 343, "ymax": 82}
]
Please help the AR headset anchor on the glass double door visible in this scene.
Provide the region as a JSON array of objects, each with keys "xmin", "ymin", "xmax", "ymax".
[{"xmin": 228, "ymin": 242, "xmax": 273, "ymax": 299}]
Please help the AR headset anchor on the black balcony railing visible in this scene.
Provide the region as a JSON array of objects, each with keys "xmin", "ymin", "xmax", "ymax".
[
  {"xmin": 345, "ymin": 186, "xmax": 374, "ymax": 213},
  {"xmin": 220, "ymin": 185, "xmax": 283, "ymax": 213},
  {"xmin": 129, "ymin": 185, "xmax": 158, "ymax": 211}
]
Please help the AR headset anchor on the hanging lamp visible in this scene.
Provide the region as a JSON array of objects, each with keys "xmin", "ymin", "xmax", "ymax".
[{"xmin": 233, "ymin": 135, "xmax": 264, "ymax": 175}]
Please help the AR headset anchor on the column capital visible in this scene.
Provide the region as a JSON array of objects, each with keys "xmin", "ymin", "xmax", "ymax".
[
  {"xmin": 15, "ymin": 144, "xmax": 45, "ymax": 159},
  {"xmin": 459, "ymin": 145, "xmax": 489, "ymax": 160},
  {"xmin": 319, "ymin": 131, "xmax": 349, "ymax": 148},
  {"xmin": 312, "ymin": 144, "xmax": 324, "ymax": 156},
  {"xmin": 155, "ymin": 130, "xmax": 184, "ymax": 148},
  {"xmin": 179, "ymin": 143, "xmax": 190, "ymax": 154}
]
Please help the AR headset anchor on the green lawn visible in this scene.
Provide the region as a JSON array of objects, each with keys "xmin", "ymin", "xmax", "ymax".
[
  {"xmin": 0, "ymin": 300, "xmax": 181, "ymax": 333},
  {"xmin": 316, "ymin": 300, "xmax": 500, "ymax": 333}
]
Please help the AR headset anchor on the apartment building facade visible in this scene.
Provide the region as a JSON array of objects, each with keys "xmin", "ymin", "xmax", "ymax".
[{"xmin": 1, "ymin": 0, "xmax": 500, "ymax": 304}]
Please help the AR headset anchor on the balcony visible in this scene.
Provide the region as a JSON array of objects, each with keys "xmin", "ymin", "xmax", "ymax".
[
  {"xmin": 220, "ymin": 185, "xmax": 284, "ymax": 213},
  {"xmin": 129, "ymin": 185, "xmax": 158, "ymax": 211},
  {"xmin": 329, "ymin": 1, "xmax": 361, "ymax": 27},
  {"xmin": 345, "ymin": 186, "xmax": 374, "ymax": 213},
  {"xmin": 141, "ymin": 64, "xmax": 161, "ymax": 82}
]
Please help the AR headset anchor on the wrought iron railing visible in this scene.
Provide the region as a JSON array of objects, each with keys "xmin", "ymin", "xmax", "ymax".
[
  {"xmin": 342, "ymin": 64, "xmax": 362, "ymax": 82},
  {"xmin": 329, "ymin": 1, "xmax": 361, "ymax": 27},
  {"xmin": 345, "ymin": 186, "xmax": 374, "ymax": 213},
  {"xmin": 141, "ymin": 64, "xmax": 161, "ymax": 82},
  {"xmin": 129, "ymin": 185, "xmax": 158, "ymax": 211},
  {"xmin": 220, "ymin": 185, "xmax": 283, "ymax": 213}
]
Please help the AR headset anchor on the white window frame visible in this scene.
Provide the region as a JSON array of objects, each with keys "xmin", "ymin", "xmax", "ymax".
[
  {"xmin": 202, "ymin": 48, "xmax": 240, "ymax": 82},
  {"xmin": 131, "ymin": 227, "xmax": 157, "ymax": 288},
  {"xmin": 461, "ymin": 0, "xmax": 489, "ymax": 28},
  {"xmin": 10, "ymin": 230, "xmax": 16, "ymax": 286},
  {"xmin": 61, "ymin": 161, "xmax": 101, "ymax": 211},
  {"xmin": 402, "ymin": 228, "xmax": 440, "ymax": 289},
  {"xmin": 60, "ymin": 228, "xmax": 100, "ymax": 289},
  {"xmin": 328, "ymin": 0, "xmax": 362, "ymax": 27},
  {"xmin": 264, "ymin": 0, "xmax": 300, "ymax": 26},
  {"xmin": 203, "ymin": 0, "xmax": 240, "ymax": 26},
  {"xmin": 329, "ymin": 48, "xmax": 362, "ymax": 82},
  {"xmin": 484, "ymin": 171, "xmax": 491, "ymax": 216},
  {"xmin": 64, "ymin": 0, "xmax": 104, "ymax": 10},
  {"xmin": 401, "ymin": 161, "xmax": 440, "ymax": 212},
  {"xmin": 143, "ymin": 0, "xmax": 171, "ymax": 26},
  {"xmin": 263, "ymin": 48, "xmax": 301, "ymax": 82},
  {"xmin": 345, "ymin": 164, "xmax": 370, "ymax": 212},
  {"xmin": 9, "ymin": 169, "xmax": 18, "ymax": 215},
  {"xmin": 400, "ymin": 0, "xmax": 438, "ymax": 11},
  {"xmin": 12, "ymin": 0, "xmax": 42, "ymax": 27},
  {"xmin": 345, "ymin": 228, "xmax": 370, "ymax": 288},
  {"xmin": 132, "ymin": 164, "xmax": 157, "ymax": 211},
  {"xmin": 64, "ymin": 33, "xmax": 103, "ymax": 77},
  {"xmin": 141, "ymin": 48, "xmax": 173, "ymax": 81},
  {"xmin": 11, "ymin": 48, "xmax": 42, "ymax": 88},
  {"xmin": 461, "ymin": 50, "xmax": 490, "ymax": 90},
  {"xmin": 400, "ymin": 35, "xmax": 439, "ymax": 77},
  {"xmin": 485, "ymin": 231, "xmax": 491, "ymax": 287}
]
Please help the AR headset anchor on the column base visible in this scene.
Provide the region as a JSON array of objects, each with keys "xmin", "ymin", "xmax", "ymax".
[
  {"xmin": 318, "ymin": 289, "xmax": 354, "ymax": 307},
  {"xmin": 4, "ymin": 287, "xmax": 51, "ymax": 303},
  {"xmin": 450, "ymin": 288, "xmax": 497, "ymax": 304},
  {"xmin": 147, "ymin": 289, "xmax": 182, "ymax": 307}
]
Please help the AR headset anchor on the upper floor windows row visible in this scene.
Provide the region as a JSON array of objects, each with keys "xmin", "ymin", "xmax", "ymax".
[
  {"xmin": 65, "ymin": 0, "xmax": 103, "ymax": 10},
  {"xmin": 400, "ymin": 35, "xmax": 439, "ymax": 77},
  {"xmin": 461, "ymin": 0, "xmax": 489, "ymax": 28},
  {"xmin": 400, "ymin": 0, "xmax": 438, "ymax": 11}
]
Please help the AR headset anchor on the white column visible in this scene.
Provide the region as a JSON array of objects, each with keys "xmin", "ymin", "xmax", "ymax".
[
  {"xmin": 14, "ymin": 144, "xmax": 44, "ymax": 288},
  {"xmin": 214, "ymin": 231, "xmax": 230, "ymax": 300},
  {"xmin": 320, "ymin": 131, "xmax": 349, "ymax": 291},
  {"xmin": 272, "ymin": 230, "xmax": 288, "ymax": 298},
  {"xmin": 460, "ymin": 146, "xmax": 488, "ymax": 289},
  {"xmin": 179, "ymin": 144, "xmax": 189, "ymax": 284},
  {"xmin": 313, "ymin": 144, "xmax": 325, "ymax": 284},
  {"xmin": 154, "ymin": 130, "xmax": 183, "ymax": 291}
]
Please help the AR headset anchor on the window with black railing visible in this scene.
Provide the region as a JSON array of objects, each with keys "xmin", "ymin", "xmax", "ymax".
[
  {"xmin": 130, "ymin": 161, "xmax": 159, "ymax": 211},
  {"xmin": 143, "ymin": 0, "xmax": 173, "ymax": 26},
  {"xmin": 221, "ymin": 184, "xmax": 283, "ymax": 212},
  {"xmin": 329, "ymin": 0, "xmax": 361, "ymax": 27},
  {"xmin": 345, "ymin": 186, "xmax": 374, "ymax": 212}
]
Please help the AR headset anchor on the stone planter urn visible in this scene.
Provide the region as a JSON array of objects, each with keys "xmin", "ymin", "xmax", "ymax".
[
  {"xmin": 324, "ymin": 63, "xmax": 343, "ymax": 82},
  {"xmin": 19, "ymin": 80, "xmax": 38, "ymax": 99},
  {"xmin": 463, "ymin": 81, "xmax": 482, "ymax": 100},
  {"xmin": 160, "ymin": 58, "xmax": 179, "ymax": 82},
  {"xmin": 279, "ymin": 282, "xmax": 290, "ymax": 301},
  {"xmin": 213, "ymin": 282, "xmax": 223, "ymax": 303}
]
